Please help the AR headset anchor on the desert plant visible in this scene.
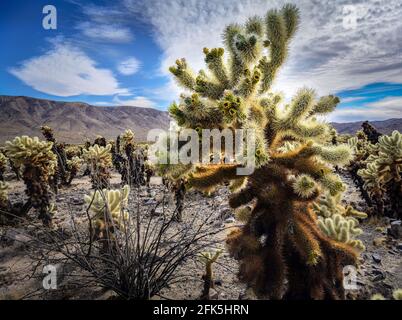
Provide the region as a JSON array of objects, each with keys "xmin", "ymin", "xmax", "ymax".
[
  {"xmin": 84, "ymin": 185, "xmax": 130, "ymax": 252},
  {"xmin": 0, "ymin": 151, "xmax": 7, "ymax": 181},
  {"xmin": 41, "ymin": 125, "xmax": 68, "ymax": 187},
  {"xmin": 358, "ymin": 130, "xmax": 402, "ymax": 218},
  {"xmin": 165, "ymin": 4, "xmax": 361, "ymax": 299},
  {"xmin": 119, "ymin": 129, "xmax": 146, "ymax": 186},
  {"xmin": 172, "ymin": 178, "xmax": 186, "ymax": 222},
  {"xmin": 65, "ymin": 156, "xmax": 84, "ymax": 185},
  {"xmin": 94, "ymin": 135, "xmax": 107, "ymax": 147},
  {"xmin": 24, "ymin": 187, "xmax": 222, "ymax": 300},
  {"xmin": 0, "ymin": 181, "xmax": 8, "ymax": 209},
  {"xmin": 312, "ymin": 194, "xmax": 366, "ymax": 251},
  {"xmin": 362, "ymin": 121, "xmax": 382, "ymax": 144},
  {"xmin": 82, "ymin": 144, "xmax": 113, "ymax": 189},
  {"xmin": 199, "ymin": 250, "xmax": 222, "ymax": 300},
  {"xmin": 41, "ymin": 125, "xmax": 82, "ymax": 187},
  {"xmin": 371, "ymin": 289, "xmax": 402, "ymax": 300},
  {"xmin": 5, "ymin": 136, "xmax": 57, "ymax": 225}
]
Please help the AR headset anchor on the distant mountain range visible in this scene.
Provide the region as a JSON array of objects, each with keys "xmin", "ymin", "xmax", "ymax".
[
  {"xmin": 0, "ymin": 95, "xmax": 170, "ymax": 144},
  {"xmin": 331, "ymin": 118, "xmax": 402, "ymax": 135},
  {"xmin": 0, "ymin": 95, "xmax": 400, "ymax": 144}
]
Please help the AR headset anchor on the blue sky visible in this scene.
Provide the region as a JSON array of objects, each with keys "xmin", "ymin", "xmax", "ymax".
[{"xmin": 0, "ymin": 0, "xmax": 401, "ymax": 122}]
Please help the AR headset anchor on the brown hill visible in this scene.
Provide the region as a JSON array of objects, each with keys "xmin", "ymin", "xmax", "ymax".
[
  {"xmin": 331, "ymin": 118, "xmax": 402, "ymax": 135},
  {"xmin": 0, "ymin": 95, "xmax": 170, "ymax": 144}
]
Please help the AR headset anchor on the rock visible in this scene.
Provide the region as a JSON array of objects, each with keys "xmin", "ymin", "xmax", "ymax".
[
  {"xmin": 220, "ymin": 208, "xmax": 233, "ymax": 220},
  {"xmin": 388, "ymin": 220, "xmax": 402, "ymax": 239},
  {"xmin": 214, "ymin": 279, "xmax": 223, "ymax": 286},
  {"xmin": 4, "ymin": 229, "xmax": 31, "ymax": 243},
  {"xmin": 373, "ymin": 237, "xmax": 387, "ymax": 246},
  {"xmin": 72, "ymin": 197, "xmax": 84, "ymax": 205},
  {"xmin": 209, "ymin": 288, "xmax": 219, "ymax": 300},
  {"xmin": 396, "ymin": 243, "xmax": 402, "ymax": 250},
  {"xmin": 372, "ymin": 273, "xmax": 385, "ymax": 282},
  {"xmin": 151, "ymin": 207, "xmax": 164, "ymax": 216},
  {"xmin": 372, "ymin": 254, "xmax": 382, "ymax": 263},
  {"xmin": 144, "ymin": 199, "xmax": 157, "ymax": 205},
  {"xmin": 224, "ymin": 217, "xmax": 236, "ymax": 224}
]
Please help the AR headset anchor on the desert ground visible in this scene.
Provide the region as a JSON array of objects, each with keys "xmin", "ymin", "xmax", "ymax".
[{"xmin": 0, "ymin": 168, "xmax": 401, "ymax": 300}]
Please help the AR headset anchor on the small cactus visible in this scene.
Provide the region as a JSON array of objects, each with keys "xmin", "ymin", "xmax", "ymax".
[
  {"xmin": 199, "ymin": 250, "xmax": 222, "ymax": 300},
  {"xmin": 0, "ymin": 152, "xmax": 7, "ymax": 181},
  {"xmin": 83, "ymin": 144, "xmax": 113, "ymax": 189},
  {"xmin": 357, "ymin": 130, "xmax": 402, "ymax": 218},
  {"xmin": 313, "ymin": 191, "xmax": 366, "ymax": 251},
  {"xmin": 5, "ymin": 136, "xmax": 57, "ymax": 225},
  {"xmin": 121, "ymin": 129, "xmax": 135, "ymax": 152},
  {"xmin": 84, "ymin": 185, "xmax": 130, "ymax": 249},
  {"xmin": 0, "ymin": 181, "xmax": 8, "ymax": 209}
]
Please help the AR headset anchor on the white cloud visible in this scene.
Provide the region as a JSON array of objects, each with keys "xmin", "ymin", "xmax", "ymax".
[
  {"xmin": 9, "ymin": 43, "xmax": 128, "ymax": 97},
  {"xmin": 117, "ymin": 57, "xmax": 141, "ymax": 75},
  {"xmin": 124, "ymin": 0, "xmax": 402, "ymax": 99},
  {"xmin": 340, "ymin": 97, "xmax": 367, "ymax": 104},
  {"xmin": 77, "ymin": 22, "xmax": 133, "ymax": 42},
  {"xmin": 328, "ymin": 97, "xmax": 402, "ymax": 122},
  {"xmin": 113, "ymin": 95, "xmax": 157, "ymax": 108}
]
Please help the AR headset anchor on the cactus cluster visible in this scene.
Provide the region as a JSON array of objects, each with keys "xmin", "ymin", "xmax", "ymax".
[
  {"xmin": 371, "ymin": 288, "xmax": 402, "ymax": 300},
  {"xmin": 313, "ymin": 192, "xmax": 366, "ymax": 251},
  {"xmin": 353, "ymin": 130, "xmax": 402, "ymax": 218},
  {"xmin": 112, "ymin": 130, "xmax": 148, "ymax": 186},
  {"xmin": 5, "ymin": 136, "xmax": 57, "ymax": 225},
  {"xmin": 82, "ymin": 144, "xmax": 113, "ymax": 189},
  {"xmin": 0, "ymin": 151, "xmax": 7, "ymax": 181},
  {"xmin": 165, "ymin": 4, "xmax": 361, "ymax": 299},
  {"xmin": 41, "ymin": 125, "xmax": 83, "ymax": 187},
  {"xmin": 84, "ymin": 185, "xmax": 130, "ymax": 248}
]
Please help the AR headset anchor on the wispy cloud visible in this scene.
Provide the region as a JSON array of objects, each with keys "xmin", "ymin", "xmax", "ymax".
[
  {"xmin": 117, "ymin": 57, "xmax": 141, "ymax": 75},
  {"xmin": 9, "ymin": 43, "xmax": 128, "ymax": 96},
  {"xmin": 77, "ymin": 22, "xmax": 133, "ymax": 42},
  {"xmin": 340, "ymin": 97, "xmax": 367, "ymax": 104},
  {"xmin": 123, "ymin": 0, "xmax": 402, "ymax": 99},
  {"xmin": 113, "ymin": 94, "xmax": 157, "ymax": 108},
  {"xmin": 329, "ymin": 96, "xmax": 402, "ymax": 122}
]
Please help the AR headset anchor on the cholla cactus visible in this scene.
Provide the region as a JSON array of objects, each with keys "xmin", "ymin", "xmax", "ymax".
[
  {"xmin": 362, "ymin": 121, "xmax": 382, "ymax": 144},
  {"xmin": 0, "ymin": 152, "xmax": 7, "ymax": 181},
  {"xmin": 371, "ymin": 289, "xmax": 402, "ymax": 300},
  {"xmin": 41, "ymin": 125, "xmax": 78, "ymax": 187},
  {"xmin": 94, "ymin": 135, "xmax": 107, "ymax": 147},
  {"xmin": 83, "ymin": 144, "xmax": 112, "ymax": 189},
  {"xmin": 118, "ymin": 129, "xmax": 146, "ymax": 186},
  {"xmin": 5, "ymin": 136, "xmax": 57, "ymax": 225},
  {"xmin": 317, "ymin": 215, "xmax": 365, "ymax": 251},
  {"xmin": 393, "ymin": 289, "xmax": 402, "ymax": 300},
  {"xmin": 199, "ymin": 250, "xmax": 222, "ymax": 300},
  {"xmin": 312, "ymin": 192, "xmax": 367, "ymax": 220},
  {"xmin": 121, "ymin": 129, "xmax": 135, "ymax": 151},
  {"xmin": 167, "ymin": 4, "xmax": 359, "ymax": 299},
  {"xmin": 84, "ymin": 185, "xmax": 130, "ymax": 248},
  {"xmin": 66, "ymin": 156, "xmax": 84, "ymax": 184},
  {"xmin": 357, "ymin": 130, "xmax": 402, "ymax": 218},
  {"xmin": 65, "ymin": 145, "xmax": 82, "ymax": 159},
  {"xmin": 0, "ymin": 181, "xmax": 8, "ymax": 209}
]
